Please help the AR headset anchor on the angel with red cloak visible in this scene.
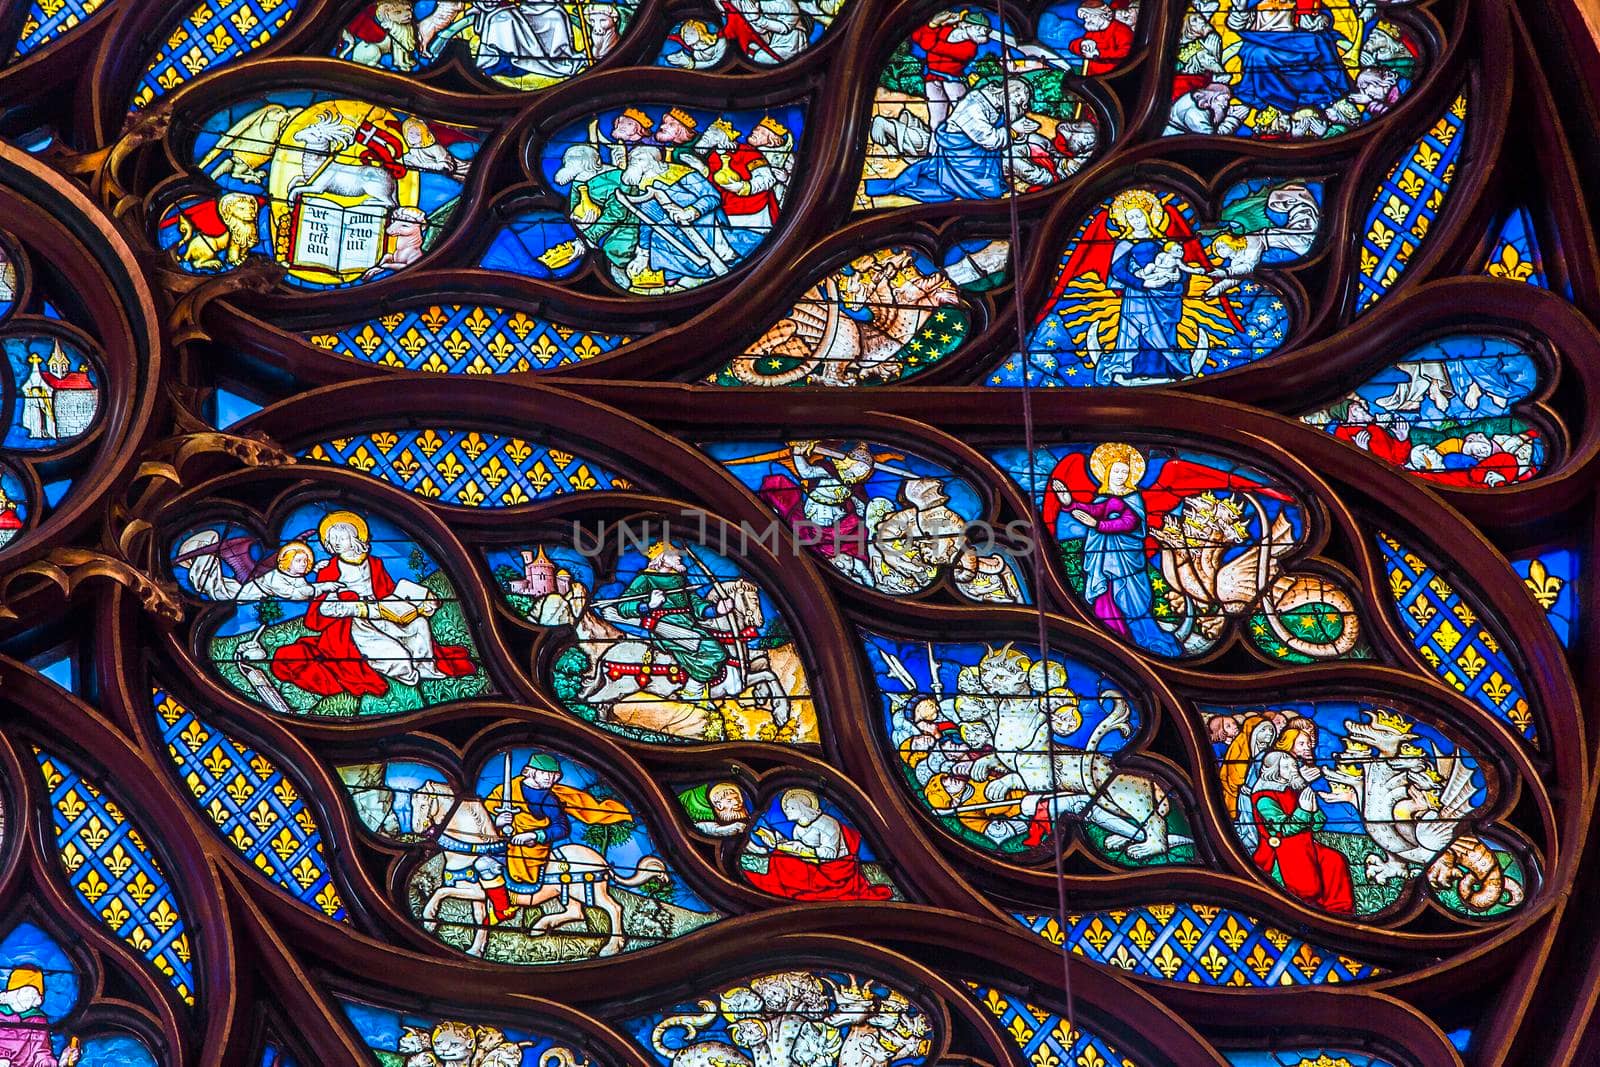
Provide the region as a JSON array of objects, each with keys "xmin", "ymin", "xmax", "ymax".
[
  {"xmin": 1026, "ymin": 188, "xmax": 1244, "ymax": 385},
  {"xmin": 1043, "ymin": 442, "xmax": 1293, "ymax": 656},
  {"xmin": 742, "ymin": 788, "xmax": 894, "ymax": 901}
]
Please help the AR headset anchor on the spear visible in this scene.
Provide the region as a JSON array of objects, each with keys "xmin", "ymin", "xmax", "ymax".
[
  {"xmin": 678, "ymin": 542, "xmax": 748, "ymax": 677},
  {"xmin": 724, "ymin": 443, "xmax": 920, "ymax": 480}
]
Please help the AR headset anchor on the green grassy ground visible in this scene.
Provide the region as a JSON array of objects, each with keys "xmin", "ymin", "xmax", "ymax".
[{"xmin": 207, "ymin": 570, "xmax": 489, "ymax": 717}]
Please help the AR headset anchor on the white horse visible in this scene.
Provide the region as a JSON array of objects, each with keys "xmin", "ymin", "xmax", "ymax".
[
  {"xmin": 556, "ymin": 581, "xmax": 793, "ymax": 732},
  {"xmin": 410, "ymin": 783, "xmax": 667, "ymax": 958},
  {"xmin": 544, "ymin": 579, "xmax": 793, "ymax": 739}
]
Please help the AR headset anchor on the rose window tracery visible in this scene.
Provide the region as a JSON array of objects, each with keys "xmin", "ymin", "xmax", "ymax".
[{"xmin": 0, "ymin": 1, "xmax": 1589, "ymax": 1064}]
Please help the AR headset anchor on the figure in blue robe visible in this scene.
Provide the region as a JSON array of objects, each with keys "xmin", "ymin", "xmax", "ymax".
[
  {"xmin": 1064, "ymin": 491, "xmax": 1183, "ymax": 656},
  {"xmin": 1227, "ymin": 0, "xmax": 1352, "ymax": 113},
  {"xmin": 1094, "ymin": 238, "xmax": 1189, "ymax": 384},
  {"xmin": 624, "ymin": 152, "xmax": 763, "ymax": 283},
  {"xmin": 863, "ymin": 82, "xmax": 1020, "ymax": 203}
]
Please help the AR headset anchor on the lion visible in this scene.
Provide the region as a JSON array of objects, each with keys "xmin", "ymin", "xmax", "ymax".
[{"xmin": 174, "ymin": 192, "xmax": 260, "ymax": 271}]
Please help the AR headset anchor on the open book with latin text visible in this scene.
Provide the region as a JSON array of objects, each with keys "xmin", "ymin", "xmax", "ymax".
[{"xmin": 290, "ymin": 194, "xmax": 385, "ymax": 274}]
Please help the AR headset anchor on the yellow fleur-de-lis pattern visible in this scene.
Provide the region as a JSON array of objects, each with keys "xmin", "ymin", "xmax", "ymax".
[
  {"xmin": 968, "ymin": 983, "xmax": 1139, "ymax": 1067},
  {"xmin": 1482, "ymin": 207, "xmax": 1548, "ymax": 289},
  {"xmin": 308, "ymin": 303, "xmax": 631, "ymax": 374},
  {"xmin": 1511, "ymin": 550, "xmax": 1577, "ymax": 650},
  {"xmin": 304, "ymin": 428, "xmax": 631, "ymax": 507},
  {"xmin": 131, "ymin": 0, "xmax": 300, "ymax": 111},
  {"xmin": 1378, "ymin": 532, "xmax": 1536, "ymax": 740},
  {"xmin": 34, "ymin": 747, "xmax": 196, "ymax": 1005},
  {"xmin": 1013, "ymin": 906, "xmax": 1380, "ymax": 987},
  {"xmin": 11, "ymin": 0, "xmax": 109, "ymax": 58},
  {"xmin": 1356, "ymin": 92, "xmax": 1469, "ymax": 314},
  {"xmin": 154, "ymin": 687, "xmax": 347, "ymax": 922}
]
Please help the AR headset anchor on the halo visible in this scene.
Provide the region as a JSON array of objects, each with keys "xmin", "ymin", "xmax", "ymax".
[
  {"xmin": 317, "ymin": 509, "xmax": 369, "ymax": 546},
  {"xmin": 1088, "ymin": 442, "xmax": 1146, "ymax": 493}
]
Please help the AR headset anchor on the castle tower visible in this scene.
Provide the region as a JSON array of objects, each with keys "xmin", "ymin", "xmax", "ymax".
[
  {"xmin": 38, "ymin": 340, "xmax": 99, "ymax": 440},
  {"xmin": 510, "ymin": 546, "xmax": 557, "ymax": 595},
  {"xmin": 18, "ymin": 348, "xmax": 55, "ymax": 441}
]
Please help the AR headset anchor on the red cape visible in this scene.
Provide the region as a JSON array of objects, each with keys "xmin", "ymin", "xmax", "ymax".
[
  {"xmin": 743, "ymin": 824, "xmax": 894, "ymax": 901},
  {"xmin": 271, "ymin": 554, "xmax": 473, "ymax": 698},
  {"xmin": 1069, "ymin": 20, "xmax": 1132, "ymax": 74},
  {"xmin": 163, "ymin": 198, "xmax": 228, "ymax": 239},
  {"xmin": 1416, "ymin": 452, "xmax": 1531, "ymax": 488},
  {"xmin": 1040, "ymin": 450, "xmax": 1293, "ymax": 535},
  {"xmin": 345, "ymin": 7, "xmax": 388, "ymax": 42},
  {"xmin": 1332, "ymin": 422, "xmax": 1411, "ymax": 466},
  {"xmin": 1251, "ymin": 787, "xmax": 1355, "ymax": 914}
]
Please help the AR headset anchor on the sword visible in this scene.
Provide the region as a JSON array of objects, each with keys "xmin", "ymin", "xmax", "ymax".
[
  {"xmin": 498, "ymin": 753, "xmax": 515, "ymax": 818},
  {"xmin": 612, "ymin": 189, "xmax": 708, "ymax": 267},
  {"xmin": 931, "ymin": 789, "xmax": 1082, "ymax": 816},
  {"xmin": 622, "ymin": 186, "xmax": 730, "ymax": 269},
  {"xmin": 588, "ymin": 574, "xmax": 727, "ymax": 612},
  {"xmin": 650, "ymin": 181, "xmax": 733, "ymax": 270}
]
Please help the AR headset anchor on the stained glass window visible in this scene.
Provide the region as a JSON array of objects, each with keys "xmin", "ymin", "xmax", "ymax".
[{"xmin": 0, "ymin": 1, "xmax": 1594, "ymax": 1063}]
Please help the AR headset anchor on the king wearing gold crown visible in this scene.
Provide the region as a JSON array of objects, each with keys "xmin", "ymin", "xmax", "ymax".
[
  {"xmin": 270, "ymin": 510, "xmax": 476, "ymax": 700},
  {"xmin": 701, "ymin": 114, "xmax": 791, "ymax": 231}
]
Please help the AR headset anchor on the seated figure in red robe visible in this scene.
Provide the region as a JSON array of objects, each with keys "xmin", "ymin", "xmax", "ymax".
[
  {"xmin": 1249, "ymin": 731, "xmax": 1357, "ymax": 914},
  {"xmin": 743, "ymin": 788, "xmax": 894, "ymax": 900},
  {"xmin": 271, "ymin": 510, "xmax": 475, "ymax": 699}
]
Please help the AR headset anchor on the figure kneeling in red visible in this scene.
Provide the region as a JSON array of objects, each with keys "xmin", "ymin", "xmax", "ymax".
[
  {"xmin": 1249, "ymin": 728, "xmax": 1358, "ymax": 914},
  {"xmin": 743, "ymin": 788, "xmax": 895, "ymax": 901}
]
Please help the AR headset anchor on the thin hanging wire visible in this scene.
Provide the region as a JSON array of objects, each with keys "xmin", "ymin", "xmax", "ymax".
[{"xmin": 988, "ymin": 1, "xmax": 1077, "ymax": 1032}]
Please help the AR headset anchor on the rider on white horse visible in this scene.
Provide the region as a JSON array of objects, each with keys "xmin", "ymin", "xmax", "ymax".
[
  {"xmin": 607, "ymin": 541, "xmax": 735, "ymax": 701},
  {"xmin": 485, "ymin": 753, "xmax": 633, "ymax": 907}
]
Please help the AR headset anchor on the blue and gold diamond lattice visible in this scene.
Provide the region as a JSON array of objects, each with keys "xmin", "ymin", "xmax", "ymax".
[
  {"xmin": 154, "ymin": 686, "xmax": 346, "ymax": 921},
  {"xmin": 303, "ymin": 428, "xmax": 631, "ymax": 507},
  {"xmin": 1379, "ymin": 532, "xmax": 1535, "ymax": 740},
  {"xmin": 132, "ymin": 0, "xmax": 300, "ymax": 111},
  {"xmin": 307, "ymin": 304, "xmax": 631, "ymax": 374},
  {"xmin": 1015, "ymin": 906, "xmax": 1381, "ymax": 987},
  {"xmin": 35, "ymin": 747, "xmax": 195, "ymax": 1004},
  {"xmin": 968, "ymin": 984, "xmax": 1135, "ymax": 1067},
  {"xmin": 1355, "ymin": 92, "xmax": 1468, "ymax": 314}
]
